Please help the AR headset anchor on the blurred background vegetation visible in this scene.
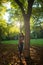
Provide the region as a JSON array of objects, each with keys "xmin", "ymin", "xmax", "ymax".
[{"xmin": 0, "ymin": 0, "xmax": 43, "ymax": 42}]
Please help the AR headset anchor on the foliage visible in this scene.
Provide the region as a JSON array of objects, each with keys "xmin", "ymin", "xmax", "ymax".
[
  {"xmin": 0, "ymin": 19, "xmax": 7, "ymax": 42},
  {"xmin": 0, "ymin": 0, "xmax": 43, "ymax": 41}
]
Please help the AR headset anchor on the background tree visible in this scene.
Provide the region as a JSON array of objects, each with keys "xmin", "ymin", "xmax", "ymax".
[{"xmin": 0, "ymin": 19, "xmax": 7, "ymax": 43}]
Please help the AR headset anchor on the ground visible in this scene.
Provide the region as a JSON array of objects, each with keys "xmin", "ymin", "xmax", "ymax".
[{"xmin": 0, "ymin": 44, "xmax": 43, "ymax": 65}]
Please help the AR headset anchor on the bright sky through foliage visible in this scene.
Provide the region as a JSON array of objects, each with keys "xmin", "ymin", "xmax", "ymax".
[
  {"xmin": 2, "ymin": 2, "xmax": 11, "ymax": 23},
  {"xmin": 14, "ymin": 21, "xmax": 20, "ymax": 28},
  {"xmin": 2, "ymin": 2, "xmax": 11, "ymax": 9},
  {"xmin": 3, "ymin": 12, "xmax": 9, "ymax": 21}
]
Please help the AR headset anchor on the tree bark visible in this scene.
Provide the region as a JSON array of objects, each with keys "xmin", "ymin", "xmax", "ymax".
[
  {"xmin": 24, "ymin": 14, "xmax": 30, "ymax": 58},
  {"xmin": 23, "ymin": 1, "xmax": 34, "ymax": 64}
]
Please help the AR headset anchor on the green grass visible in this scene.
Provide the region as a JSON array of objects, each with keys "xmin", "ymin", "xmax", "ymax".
[
  {"xmin": 30, "ymin": 39, "xmax": 43, "ymax": 46},
  {"xmin": 2, "ymin": 39, "xmax": 43, "ymax": 46},
  {"xmin": 2, "ymin": 40, "xmax": 18, "ymax": 44}
]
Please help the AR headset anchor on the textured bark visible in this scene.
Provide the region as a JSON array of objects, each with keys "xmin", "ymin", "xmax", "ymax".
[{"xmin": 24, "ymin": 14, "xmax": 30, "ymax": 58}]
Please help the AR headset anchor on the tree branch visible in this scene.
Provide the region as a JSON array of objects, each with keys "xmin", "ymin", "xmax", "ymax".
[
  {"xmin": 14, "ymin": 0, "xmax": 25, "ymax": 16},
  {"xmin": 27, "ymin": 0, "xmax": 34, "ymax": 14}
]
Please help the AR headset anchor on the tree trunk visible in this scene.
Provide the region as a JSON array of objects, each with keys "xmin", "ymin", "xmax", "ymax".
[
  {"xmin": 24, "ymin": 15, "xmax": 31, "ymax": 65},
  {"xmin": 24, "ymin": 14, "xmax": 30, "ymax": 58},
  {"xmin": 23, "ymin": 14, "xmax": 34, "ymax": 65}
]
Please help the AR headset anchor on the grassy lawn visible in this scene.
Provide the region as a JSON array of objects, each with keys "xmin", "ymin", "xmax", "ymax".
[
  {"xmin": 2, "ymin": 40, "xmax": 18, "ymax": 44},
  {"xmin": 30, "ymin": 39, "xmax": 43, "ymax": 46},
  {"xmin": 2, "ymin": 39, "xmax": 43, "ymax": 46}
]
